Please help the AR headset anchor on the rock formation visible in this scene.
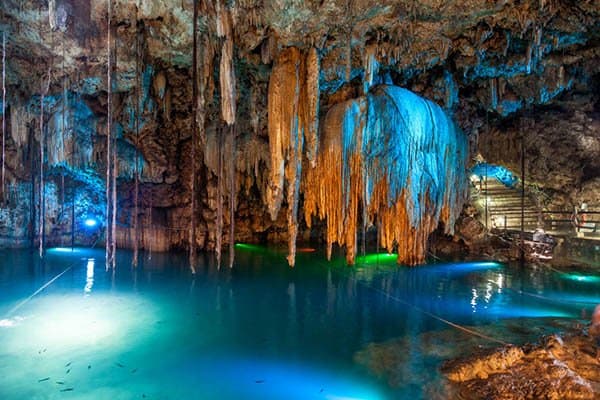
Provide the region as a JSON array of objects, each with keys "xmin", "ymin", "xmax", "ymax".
[{"xmin": 0, "ymin": 0, "xmax": 597, "ymax": 265}]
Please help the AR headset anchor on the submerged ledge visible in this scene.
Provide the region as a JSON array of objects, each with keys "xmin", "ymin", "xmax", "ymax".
[{"xmin": 442, "ymin": 310, "xmax": 600, "ymax": 399}]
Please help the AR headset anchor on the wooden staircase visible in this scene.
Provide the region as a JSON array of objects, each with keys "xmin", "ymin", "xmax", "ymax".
[{"xmin": 470, "ymin": 177, "xmax": 540, "ymax": 233}]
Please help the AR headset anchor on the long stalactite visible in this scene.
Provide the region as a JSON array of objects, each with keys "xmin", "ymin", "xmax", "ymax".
[
  {"xmin": 216, "ymin": 0, "xmax": 237, "ymax": 268},
  {"xmin": 1, "ymin": 31, "xmax": 5, "ymax": 201},
  {"xmin": 132, "ymin": 1, "xmax": 141, "ymax": 268},
  {"xmin": 105, "ymin": 0, "xmax": 113, "ymax": 270},
  {"xmin": 189, "ymin": 0, "xmax": 199, "ymax": 273},
  {"xmin": 267, "ymin": 46, "xmax": 320, "ymax": 266}
]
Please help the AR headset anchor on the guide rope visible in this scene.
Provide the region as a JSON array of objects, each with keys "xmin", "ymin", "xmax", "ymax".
[
  {"xmin": 338, "ymin": 263, "xmax": 510, "ymax": 346},
  {"xmin": 487, "ymin": 279, "xmax": 596, "ymax": 306},
  {"xmin": 4, "ymin": 236, "xmax": 101, "ymax": 318}
]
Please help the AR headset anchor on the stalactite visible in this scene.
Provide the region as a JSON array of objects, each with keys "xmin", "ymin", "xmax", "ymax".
[
  {"xmin": 228, "ymin": 126, "xmax": 236, "ymax": 268},
  {"xmin": 39, "ymin": 86, "xmax": 45, "ymax": 258},
  {"xmin": 267, "ymin": 46, "xmax": 321, "ymax": 266},
  {"xmin": 132, "ymin": 1, "xmax": 141, "ymax": 268},
  {"xmin": 303, "ymin": 86, "xmax": 468, "ymax": 266},
  {"xmin": 215, "ymin": 0, "xmax": 237, "ymax": 267},
  {"xmin": 558, "ymin": 65, "xmax": 565, "ymax": 88},
  {"xmin": 490, "ymin": 78, "xmax": 498, "ymax": 110},
  {"xmin": 39, "ymin": 66, "xmax": 51, "ymax": 259},
  {"xmin": 1, "ymin": 31, "xmax": 5, "ymax": 200},
  {"xmin": 198, "ymin": 33, "xmax": 212, "ymax": 150},
  {"xmin": 60, "ymin": 41, "xmax": 66, "ymax": 228},
  {"xmin": 217, "ymin": 0, "xmax": 236, "ymax": 126},
  {"xmin": 111, "ymin": 19, "xmax": 118, "ymax": 270},
  {"xmin": 285, "ymin": 60, "xmax": 302, "ymax": 267},
  {"xmin": 189, "ymin": 0, "xmax": 199, "ymax": 273},
  {"xmin": 216, "ymin": 129, "xmax": 223, "ymax": 268},
  {"xmin": 363, "ymin": 44, "xmax": 377, "ymax": 95},
  {"xmin": 105, "ymin": 0, "xmax": 113, "ymax": 270},
  {"xmin": 534, "ymin": 26, "xmax": 543, "ymax": 61},
  {"xmin": 48, "ymin": 0, "xmax": 57, "ymax": 31},
  {"xmin": 266, "ymin": 46, "xmax": 302, "ymax": 220},
  {"xmin": 303, "ymin": 47, "xmax": 319, "ymax": 168}
]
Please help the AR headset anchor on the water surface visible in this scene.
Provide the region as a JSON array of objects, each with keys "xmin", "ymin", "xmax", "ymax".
[{"xmin": 0, "ymin": 246, "xmax": 598, "ymax": 399}]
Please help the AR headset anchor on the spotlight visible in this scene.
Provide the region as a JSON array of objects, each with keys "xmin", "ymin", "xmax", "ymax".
[{"xmin": 84, "ymin": 218, "xmax": 98, "ymax": 228}]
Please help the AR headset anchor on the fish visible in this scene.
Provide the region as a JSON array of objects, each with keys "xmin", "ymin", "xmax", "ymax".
[
  {"xmin": 255, "ymin": 380, "xmax": 265, "ymax": 384},
  {"xmin": 88, "ymin": 365, "xmax": 91, "ymax": 370},
  {"xmin": 60, "ymin": 388, "xmax": 74, "ymax": 392},
  {"xmin": 115, "ymin": 362, "xmax": 125, "ymax": 368},
  {"xmin": 66, "ymin": 369, "xmax": 71, "ymax": 374},
  {"xmin": 65, "ymin": 362, "xmax": 72, "ymax": 367},
  {"xmin": 56, "ymin": 381, "xmax": 65, "ymax": 385},
  {"xmin": 131, "ymin": 368, "xmax": 138, "ymax": 374},
  {"xmin": 38, "ymin": 377, "xmax": 50, "ymax": 382}
]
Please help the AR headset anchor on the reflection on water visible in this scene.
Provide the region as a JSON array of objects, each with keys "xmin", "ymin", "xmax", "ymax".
[
  {"xmin": 0, "ymin": 247, "xmax": 598, "ymax": 399},
  {"xmin": 84, "ymin": 258, "xmax": 94, "ymax": 294}
]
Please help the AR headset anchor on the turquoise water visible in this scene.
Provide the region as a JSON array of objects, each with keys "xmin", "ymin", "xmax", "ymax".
[{"xmin": 0, "ymin": 247, "xmax": 598, "ymax": 399}]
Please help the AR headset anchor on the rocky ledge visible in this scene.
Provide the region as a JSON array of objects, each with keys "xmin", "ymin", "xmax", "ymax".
[{"xmin": 442, "ymin": 306, "xmax": 600, "ymax": 400}]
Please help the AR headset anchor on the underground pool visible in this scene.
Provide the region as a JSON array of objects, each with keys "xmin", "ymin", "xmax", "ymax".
[{"xmin": 0, "ymin": 246, "xmax": 598, "ymax": 399}]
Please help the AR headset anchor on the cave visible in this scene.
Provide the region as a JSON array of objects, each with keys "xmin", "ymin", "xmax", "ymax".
[{"xmin": 0, "ymin": 1, "xmax": 598, "ymax": 399}]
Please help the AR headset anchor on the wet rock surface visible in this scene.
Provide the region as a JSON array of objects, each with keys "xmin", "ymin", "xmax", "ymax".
[
  {"xmin": 442, "ymin": 326, "xmax": 600, "ymax": 399},
  {"xmin": 353, "ymin": 317, "xmax": 600, "ymax": 399}
]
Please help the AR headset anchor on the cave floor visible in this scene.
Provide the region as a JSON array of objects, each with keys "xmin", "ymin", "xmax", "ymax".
[{"xmin": 0, "ymin": 247, "xmax": 598, "ymax": 399}]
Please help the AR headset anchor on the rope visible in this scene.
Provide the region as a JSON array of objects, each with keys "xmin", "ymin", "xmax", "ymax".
[
  {"xmin": 487, "ymin": 279, "xmax": 597, "ymax": 306},
  {"xmin": 4, "ymin": 236, "xmax": 101, "ymax": 318},
  {"xmin": 339, "ymin": 263, "xmax": 510, "ymax": 346}
]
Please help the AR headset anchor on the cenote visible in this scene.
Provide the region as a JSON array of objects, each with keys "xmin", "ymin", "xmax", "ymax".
[
  {"xmin": 1, "ymin": 1, "xmax": 599, "ymax": 398},
  {"xmin": 1, "ymin": 247, "xmax": 598, "ymax": 399}
]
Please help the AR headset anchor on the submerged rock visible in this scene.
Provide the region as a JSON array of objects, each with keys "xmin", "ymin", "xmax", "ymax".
[
  {"xmin": 442, "ymin": 324, "xmax": 600, "ymax": 399},
  {"xmin": 354, "ymin": 318, "xmax": 582, "ymax": 391}
]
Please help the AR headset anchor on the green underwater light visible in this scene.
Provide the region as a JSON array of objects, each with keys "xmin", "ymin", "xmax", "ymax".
[
  {"xmin": 234, "ymin": 243, "xmax": 267, "ymax": 253},
  {"xmin": 560, "ymin": 273, "xmax": 600, "ymax": 284},
  {"xmin": 355, "ymin": 253, "xmax": 398, "ymax": 265}
]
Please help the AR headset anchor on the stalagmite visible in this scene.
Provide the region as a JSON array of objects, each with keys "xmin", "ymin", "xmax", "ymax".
[{"xmin": 303, "ymin": 85, "xmax": 468, "ymax": 266}]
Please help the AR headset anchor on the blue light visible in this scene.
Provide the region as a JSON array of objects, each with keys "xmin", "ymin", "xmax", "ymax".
[
  {"xmin": 84, "ymin": 218, "xmax": 98, "ymax": 228},
  {"xmin": 470, "ymin": 163, "xmax": 519, "ymax": 187},
  {"xmin": 47, "ymin": 247, "xmax": 76, "ymax": 253}
]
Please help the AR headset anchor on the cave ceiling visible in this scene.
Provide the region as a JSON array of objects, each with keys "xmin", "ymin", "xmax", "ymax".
[{"xmin": 1, "ymin": 0, "xmax": 598, "ymax": 108}]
